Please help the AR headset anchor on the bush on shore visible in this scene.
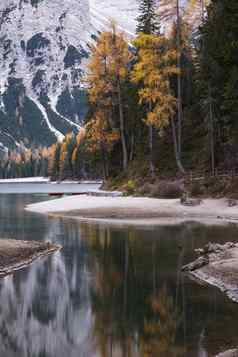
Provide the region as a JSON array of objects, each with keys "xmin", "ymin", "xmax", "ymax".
[{"xmin": 105, "ymin": 173, "xmax": 238, "ymax": 200}]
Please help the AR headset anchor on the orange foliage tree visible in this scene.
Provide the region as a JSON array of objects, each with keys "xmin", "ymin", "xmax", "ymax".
[{"xmin": 86, "ymin": 23, "xmax": 132, "ymax": 171}]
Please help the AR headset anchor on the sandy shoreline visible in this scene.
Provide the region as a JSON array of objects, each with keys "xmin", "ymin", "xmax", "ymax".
[
  {"xmin": 0, "ymin": 239, "xmax": 60, "ymax": 278},
  {"xmin": 26, "ymin": 195, "xmax": 238, "ymax": 225}
]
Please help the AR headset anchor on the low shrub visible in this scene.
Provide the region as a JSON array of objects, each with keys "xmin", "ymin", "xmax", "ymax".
[
  {"xmin": 125, "ymin": 180, "xmax": 136, "ymax": 195},
  {"xmin": 203, "ymin": 177, "xmax": 227, "ymax": 197},
  {"xmin": 156, "ymin": 180, "xmax": 184, "ymax": 198},
  {"xmin": 137, "ymin": 180, "xmax": 183, "ymax": 198},
  {"xmin": 223, "ymin": 177, "xmax": 238, "ymax": 199},
  {"xmin": 137, "ymin": 182, "xmax": 155, "ymax": 196},
  {"xmin": 189, "ymin": 181, "xmax": 205, "ymax": 197}
]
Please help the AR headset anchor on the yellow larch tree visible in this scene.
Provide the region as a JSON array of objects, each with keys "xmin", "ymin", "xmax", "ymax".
[
  {"xmin": 71, "ymin": 128, "xmax": 87, "ymax": 178},
  {"xmin": 86, "ymin": 109, "xmax": 119, "ymax": 178},
  {"xmin": 86, "ymin": 23, "xmax": 132, "ymax": 171},
  {"xmin": 58, "ymin": 133, "xmax": 76, "ymax": 180},
  {"xmin": 132, "ymin": 33, "xmax": 178, "ymax": 172}
]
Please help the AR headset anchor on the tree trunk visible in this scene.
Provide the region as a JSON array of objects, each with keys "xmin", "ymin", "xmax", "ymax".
[
  {"xmin": 208, "ymin": 86, "xmax": 215, "ymax": 176},
  {"xmin": 149, "ymin": 124, "xmax": 155, "ymax": 177},
  {"xmin": 201, "ymin": 0, "xmax": 205, "ymax": 22},
  {"xmin": 148, "ymin": 101, "xmax": 155, "ymax": 176},
  {"xmin": 171, "ymin": 118, "xmax": 185, "ymax": 174},
  {"xmin": 117, "ymin": 80, "xmax": 128, "ymax": 171},
  {"xmin": 129, "ymin": 132, "xmax": 135, "ymax": 162},
  {"xmin": 176, "ymin": 0, "xmax": 183, "ymax": 158},
  {"xmin": 100, "ymin": 143, "xmax": 108, "ymax": 180}
]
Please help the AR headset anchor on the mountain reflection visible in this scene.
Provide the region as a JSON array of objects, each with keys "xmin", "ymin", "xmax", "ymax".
[{"xmin": 0, "ymin": 245, "xmax": 94, "ymax": 356}]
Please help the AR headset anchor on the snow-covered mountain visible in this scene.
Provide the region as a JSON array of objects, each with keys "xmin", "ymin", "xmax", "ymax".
[{"xmin": 0, "ymin": 0, "xmax": 139, "ymax": 152}]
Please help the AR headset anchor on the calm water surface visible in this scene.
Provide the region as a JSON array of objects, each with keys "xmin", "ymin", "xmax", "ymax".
[{"xmin": 0, "ymin": 194, "xmax": 238, "ymax": 357}]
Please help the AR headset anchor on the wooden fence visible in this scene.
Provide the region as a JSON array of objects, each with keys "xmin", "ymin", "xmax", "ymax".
[{"xmin": 186, "ymin": 169, "xmax": 238, "ymax": 182}]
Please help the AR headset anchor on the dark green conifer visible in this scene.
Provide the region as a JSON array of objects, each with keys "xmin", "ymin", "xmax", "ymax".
[
  {"xmin": 136, "ymin": 0, "xmax": 160, "ymax": 35},
  {"xmin": 199, "ymin": 0, "xmax": 238, "ymax": 169}
]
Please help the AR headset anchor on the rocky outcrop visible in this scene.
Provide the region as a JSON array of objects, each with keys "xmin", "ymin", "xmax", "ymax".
[
  {"xmin": 0, "ymin": 239, "xmax": 60, "ymax": 277},
  {"xmin": 216, "ymin": 349, "xmax": 238, "ymax": 357},
  {"xmin": 182, "ymin": 242, "xmax": 238, "ymax": 303}
]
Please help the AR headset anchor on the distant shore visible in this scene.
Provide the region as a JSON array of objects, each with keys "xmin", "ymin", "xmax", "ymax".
[
  {"xmin": 0, "ymin": 177, "xmax": 103, "ymax": 185},
  {"xmin": 0, "ymin": 177, "xmax": 50, "ymax": 184},
  {"xmin": 0, "ymin": 179, "xmax": 102, "ymax": 195},
  {"xmin": 26, "ymin": 195, "xmax": 238, "ymax": 226}
]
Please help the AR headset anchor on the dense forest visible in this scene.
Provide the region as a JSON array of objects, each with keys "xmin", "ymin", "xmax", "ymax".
[{"xmin": 1, "ymin": 0, "xmax": 238, "ymax": 191}]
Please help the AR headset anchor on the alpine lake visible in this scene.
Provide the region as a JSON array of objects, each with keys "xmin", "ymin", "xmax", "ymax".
[{"xmin": 0, "ymin": 184, "xmax": 238, "ymax": 357}]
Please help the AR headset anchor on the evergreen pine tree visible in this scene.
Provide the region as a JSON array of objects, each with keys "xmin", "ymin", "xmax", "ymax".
[
  {"xmin": 198, "ymin": 0, "xmax": 238, "ymax": 170},
  {"xmin": 136, "ymin": 0, "xmax": 160, "ymax": 175},
  {"xmin": 136, "ymin": 0, "xmax": 160, "ymax": 35}
]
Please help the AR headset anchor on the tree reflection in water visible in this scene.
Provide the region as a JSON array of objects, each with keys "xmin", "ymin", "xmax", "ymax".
[
  {"xmin": 140, "ymin": 285, "xmax": 184, "ymax": 357},
  {"xmin": 84, "ymin": 225, "xmax": 185, "ymax": 357}
]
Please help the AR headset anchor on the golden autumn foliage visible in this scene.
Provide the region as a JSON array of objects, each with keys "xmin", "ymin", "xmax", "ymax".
[
  {"xmin": 76, "ymin": 128, "xmax": 86, "ymax": 146},
  {"xmin": 132, "ymin": 33, "xmax": 178, "ymax": 131},
  {"xmin": 87, "ymin": 23, "xmax": 132, "ymax": 107},
  {"xmin": 85, "ymin": 110, "xmax": 119, "ymax": 153},
  {"xmin": 71, "ymin": 147, "xmax": 78, "ymax": 166},
  {"xmin": 48, "ymin": 143, "xmax": 58, "ymax": 173},
  {"xmin": 86, "ymin": 23, "xmax": 131, "ymax": 170}
]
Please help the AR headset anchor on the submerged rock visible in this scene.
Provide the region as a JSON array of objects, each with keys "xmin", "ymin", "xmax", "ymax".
[
  {"xmin": 0, "ymin": 239, "xmax": 60, "ymax": 278},
  {"xmin": 182, "ymin": 256, "xmax": 209, "ymax": 272},
  {"xmin": 228, "ymin": 199, "xmax": 237, "ymax": 207},
  {"xmin": 180, "ymin": 197, "xmax": 203, "ymax": 207}
]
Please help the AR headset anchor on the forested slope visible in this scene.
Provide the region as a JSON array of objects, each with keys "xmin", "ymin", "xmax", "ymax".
[{"xmin": 2, "ymin": 0, "xmax": 238, "ymax": 198}]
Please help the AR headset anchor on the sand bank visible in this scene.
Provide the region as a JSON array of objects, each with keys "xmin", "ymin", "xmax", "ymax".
[{"xmin": 26, "ymin": 195, "xmax": 238, "ymax": 225}]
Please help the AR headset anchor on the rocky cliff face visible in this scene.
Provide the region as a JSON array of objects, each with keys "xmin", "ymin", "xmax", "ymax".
[
  {"xmin": 0, "ymin": 0, "xmax": 139, "ymax": 152},
  {"xmin": 0, "ymin": 0, "xmax": 94, "ymax": 150}
]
